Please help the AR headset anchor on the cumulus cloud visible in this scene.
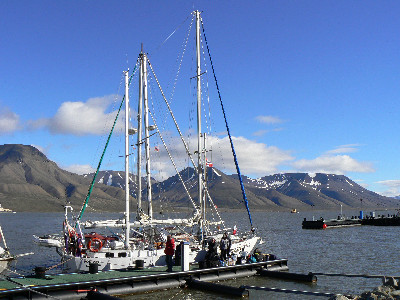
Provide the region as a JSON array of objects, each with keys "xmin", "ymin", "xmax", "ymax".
[
  {"xmin": 291, "ymin": 154, "xmax": 374, "ymax": 174},
  {"xmin": 255, "ymin": 115, "xmax": 284, "ymax": 124},
  {"xmin": 148, "ymin": 134, "xmax": 293, "ymax": 180},
  {"xmin": 29, "ymin": 95, "xmax": 123, "ymax": 135},
  {"xmin": 375, "ymin": 180, "xmax": 400, "ymax": 197},
  {"xmin": 0, "ymin": 106, "xmax": 20, "ymax": 134},
  {"xmin": 289, "ymin": 144, "xmax": 374, "ymax": 175},
  {"xmin": 64, "ymin": 164, "xmax": 95, "ymax": 175},
  {"xmin": 143, "ymin": 136, "xmax": 373, "ymax": 181}
]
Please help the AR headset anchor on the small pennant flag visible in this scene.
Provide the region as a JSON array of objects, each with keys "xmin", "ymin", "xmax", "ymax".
[{"xmin": 206, "ymin": 159, "xmax": 213, "ymax": 167}]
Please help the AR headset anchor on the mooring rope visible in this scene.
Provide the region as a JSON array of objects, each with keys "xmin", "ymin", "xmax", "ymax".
[
  {"xmin": 46, "ymin": 256, "xmax": 76, "ymax": 271},
  {"xmin": 0, "ymin": 273, "xmax": 62, "ymax": 300},
  {"xmin": 4, "ymin": 265, "xmax": 26, "ymax": 277}
]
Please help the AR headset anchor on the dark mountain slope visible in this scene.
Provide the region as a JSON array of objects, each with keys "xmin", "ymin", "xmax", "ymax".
[
  {"xmin": 0, "ymin": 144, "xmax": 398, "ymax": 212},
  {"xmin": 0, "ymin": 144, "xmax": 130, "ymax": 212}
]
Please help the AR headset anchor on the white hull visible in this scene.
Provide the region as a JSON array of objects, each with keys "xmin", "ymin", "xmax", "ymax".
[
  {"xmin": 0, "ymin": 247, "xmax": 14, "ymax": 273},
  {"xmin": 0, "ymin": 260, "xmax": 10, "ymax": 273},
  {"xmin": 33, "ymin": 235, "xmax": 63, "ymax": 248},
  {"xmin": 63, "ymin": 236, "xmax": 259, "ymax": 272}
]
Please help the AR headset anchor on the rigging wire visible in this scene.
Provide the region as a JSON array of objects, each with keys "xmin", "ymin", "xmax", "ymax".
[
  {"xmin": 77, "ymin": 58, "xmax": 140, "ymax": 223},
  {"xmin": 147, "ymin": 108, "xmax": 199, "ymax": 212},
  {"xmin": 154, "ymin": 14, "xmax": 192, "ymax": 54},
  {"xmin": 200, "ymin": 17, "xmax": 254, "ymax": 228}
]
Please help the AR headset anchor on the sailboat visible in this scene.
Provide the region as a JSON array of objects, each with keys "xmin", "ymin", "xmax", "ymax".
[
  {"xmin": 0, "ymin": 225, "xmax": 33, "ymax": 273},
  {"xmin": 0, "ymin": 226, "xmax": 14, "ymax": 273},
  {"xmin": 46, "ymin": 11, "xmax": 259, "ymax": 273}
]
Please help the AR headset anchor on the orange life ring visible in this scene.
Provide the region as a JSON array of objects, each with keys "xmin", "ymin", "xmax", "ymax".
[{"xmin": 88, "ymin": 238, "xmax": 103, "ymax": 252}]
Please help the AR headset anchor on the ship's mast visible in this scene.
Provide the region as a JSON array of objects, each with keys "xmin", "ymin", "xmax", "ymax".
[
  {"xmin": 137, "ymin": 47, "xmax": 143, "ymax": 219},
  {"xmin": 124, "ymin": 70, "xmax": 130, "ymax": 249},
  {"xmin": 195, "ymin": 10, "xmax": 204, "ymax": 242},
  {"xmin": 203, "ymin": 133, "xmax": 207, "ymax": 230},
  {"xmin": 143, "ymin": 52, "xmax": 153, "ymax": 220}
]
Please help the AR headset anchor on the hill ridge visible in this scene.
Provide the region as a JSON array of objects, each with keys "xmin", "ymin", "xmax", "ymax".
[{"xmin": 0, "ymin": 144, "xmax": 398, "ymax": 212}]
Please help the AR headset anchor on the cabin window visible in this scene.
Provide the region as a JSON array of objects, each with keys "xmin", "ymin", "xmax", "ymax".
[
  {"xmin": 118, "ymin": 252, "xmax": 127, "ymax": 257},
  {"xmin": 106, "ymin": 253, "xmax": 114, "ymax": 258}
]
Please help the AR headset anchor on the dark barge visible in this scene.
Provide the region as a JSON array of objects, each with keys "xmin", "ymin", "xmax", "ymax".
[
  {"xmin": 0, "ymin": 259, "xmax": 288, "ymax": 299},
  {"xmin": 361, "ymin": 215, "xmax": 400, "ymax": 226},
  {"xmin": 302, "ymin": 217, "xmax": 362, "ymax": 229},
  {"xmin": 303, "ymin": 211, "xmax": 400, "ymax": 229}
]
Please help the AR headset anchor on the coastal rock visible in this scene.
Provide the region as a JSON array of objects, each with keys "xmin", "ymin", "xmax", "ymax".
[
  {"xmin": 390, "ymin": 290, "xmax": 400, "ymax": 296},
  {"xmin": 360, "ymin": 291, "xmax": 379, "ymax": 299},
  {"xmin": 383, "ymin": 277, "xmax": 398, "ymax": 289},
  {"xmin": 374, "ymin": 285, "xmax": 392, "ymax": 295},
  {"xmin": 354, "ymin": 279, "xmax": 400, "ymax": 300}
]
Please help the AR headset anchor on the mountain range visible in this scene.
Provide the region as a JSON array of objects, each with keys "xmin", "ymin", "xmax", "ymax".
[{"xmin": 0, "ymin": 144, "xmax": 398, "ymax": 212}]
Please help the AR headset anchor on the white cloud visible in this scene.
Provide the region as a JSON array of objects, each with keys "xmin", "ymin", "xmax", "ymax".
[
  {"xmin": 255, "ymin": 115, "xmax": 284, "ymax": 124},
  {"xmin": 291, "ymin": 154, "xmax": 374, "ymax": 174},
  {"xmin": 252, "ymin": 129, "xmax": 268, "ymax": 137},
  {"xmin": 252, "ymin": 128, "xmax": 283, "ymax": 137},
  {"xmin": 29, "ymin": 95, "xmax": 123, "ymax": 135},
  {"xmin": 375, "ymin": 180, "xmax": 400, "ymax": 197},
  {"xmin": 325, "ymin": 144, "xmax": 361, "ymax": 155},
  {"xmin": 0, "ymin": 106, "xmax": 20, "ymax": 134},
  {"xmin": 148, "ymin": 134, "xmax": 293, "ymax": 180},
  {"xmin": 353, "ymin": 179, "xmax": 369, "ymax": 189},
  {"xmin": 64, "ymin": 164, "xmax": 95, "ymax": 175},
  {"xmin": 31, "ymin": 144, "xmax": 50, "ymax": 155}
]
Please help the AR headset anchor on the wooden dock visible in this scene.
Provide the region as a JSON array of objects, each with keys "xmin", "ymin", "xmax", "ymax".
[{"xmin": 0, "ymin": 259, "xmax": 288, "ymax": 299}]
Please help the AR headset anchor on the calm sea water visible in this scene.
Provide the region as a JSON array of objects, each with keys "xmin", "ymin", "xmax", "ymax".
[{"xmin": 1, "ymin": 210, "xmax": 399, "ymax": 299}]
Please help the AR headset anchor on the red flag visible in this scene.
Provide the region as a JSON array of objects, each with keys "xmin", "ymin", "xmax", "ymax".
[{"xmin": 206, "ymin": 159, "xmax": 213, "ymax": 167}]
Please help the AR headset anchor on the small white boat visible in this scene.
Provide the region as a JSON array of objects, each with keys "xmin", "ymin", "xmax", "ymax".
[
  {"xmin": 0, "ymin": 204, "xmax": 15, "ymax": 213},
  {"xmin": 33, "ymin": 234, "xmax": 63, "ymax": 248}
]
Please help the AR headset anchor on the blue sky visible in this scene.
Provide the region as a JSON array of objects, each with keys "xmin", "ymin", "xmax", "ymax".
[{"xmin": 1, "ymin": 1, "xmax": 400, "ymax": 196}]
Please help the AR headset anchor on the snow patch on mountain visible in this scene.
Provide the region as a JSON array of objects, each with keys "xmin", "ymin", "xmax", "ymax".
[
  {"xmin": 213, "ymin": 169, "xmax": 221, "ymax": 177},
  {"xmin": 345, "ymin": 179, "xmax": 353, "ymax": 186},
  {"xmin": 107, "ymin": 174, "xmax": 113, "ymax": 186}
]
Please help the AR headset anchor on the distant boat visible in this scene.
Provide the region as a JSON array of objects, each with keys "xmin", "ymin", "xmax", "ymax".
[
  {"xmin": 0, "ymin": 204, "xmax": 14, "ymax": 213},
  {"xmin": 33, "ymin": 234, "xmax": 63, "ymax": 248},
  {"xmin": 291, "ymin": 209, "xmax": 299, "ymax": 213}
]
